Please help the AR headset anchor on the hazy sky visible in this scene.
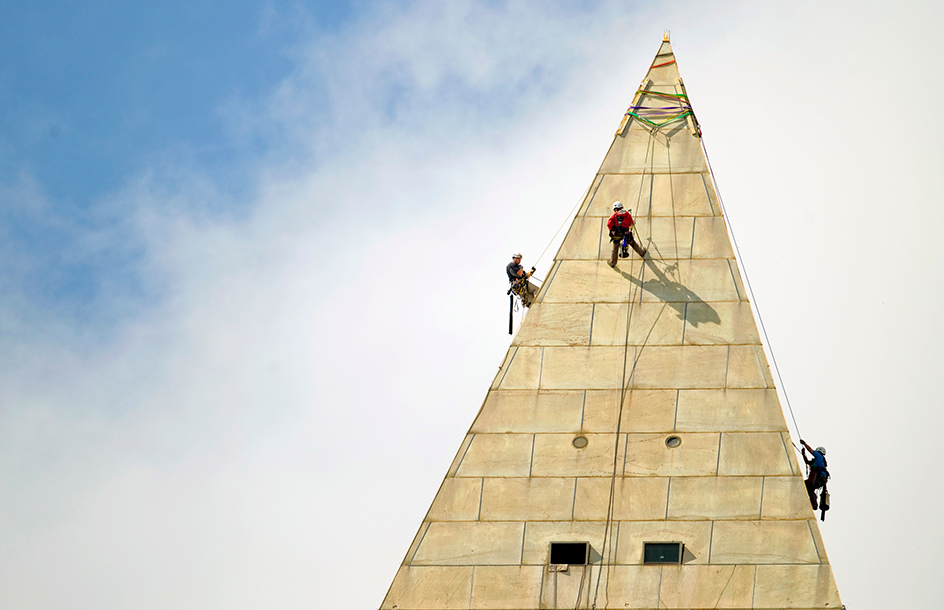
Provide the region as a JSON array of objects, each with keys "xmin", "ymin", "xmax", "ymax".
[{"xmin": 2, "ymin": 1, "xmax": 943, "ymax": 608}]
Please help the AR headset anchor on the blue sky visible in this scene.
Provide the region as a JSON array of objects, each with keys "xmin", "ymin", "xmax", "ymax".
[
  {"xmin": 0, "ymin": 0, "xmax": 346, "ymax": 200},
  {"xmin": 0, "ymin": 1, "xmax": 345, "ymax": 326},
  {"xmin": 2, "ymin": 0, "xmax": 944, "ymax": 608}
]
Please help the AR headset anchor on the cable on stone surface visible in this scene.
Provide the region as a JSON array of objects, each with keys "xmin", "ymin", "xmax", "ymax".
[
  {"xmin": 533, "ymin": 189, "xmax": 587, "ymax": 274},
  {"xmin": 699, "ymin": 137, "xmax": 804, "ymax": 442},
  {"xmin": 591, "ymin": 127, "xmax": 655, "ymax": 610}
]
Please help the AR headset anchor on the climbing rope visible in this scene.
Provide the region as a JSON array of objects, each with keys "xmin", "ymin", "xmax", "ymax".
[
  {"xmin": 699, "ymin": 137, "xmax": 804, "ymax": 443},
  {"xmin": 592, "ymin": 252, "xmax": 642, "ymax": 610},
  {"xmin": 573, "ymin": 564, "xmax": 588, "ymax": 610},
  {"xmin": 532, "ymin": 190, "xmax": 588, "ymax": 274},
  {"xmin": 591, "ymin": 128, "xmax": 656, "ymax": 610}
]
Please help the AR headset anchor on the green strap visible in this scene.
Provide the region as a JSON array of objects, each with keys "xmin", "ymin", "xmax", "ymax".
[{"xmin": 623, "ymin": 110, "xmax": 693, "ymax": 128}]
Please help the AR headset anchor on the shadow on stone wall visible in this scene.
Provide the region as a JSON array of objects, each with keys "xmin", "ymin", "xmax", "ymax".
[{"xmin": 618, "ymin": 258, "xmax": 720, "ymax": 327}]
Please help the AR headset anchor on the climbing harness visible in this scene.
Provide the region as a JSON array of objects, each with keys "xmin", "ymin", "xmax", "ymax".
[
  {"xmin": 801, "ymin": 444, "xmax": 831, "ymax": 521},
  {"xmin": 807, "ymin": 466, "xmax": 831, "ymax": 522},
  {"xmin": 507, "ymin": 268, "xmax": 537, "ymax": 334},
  {"xmin": 507, "ymin": 268, "xmax": 536, "ymax": 302}
]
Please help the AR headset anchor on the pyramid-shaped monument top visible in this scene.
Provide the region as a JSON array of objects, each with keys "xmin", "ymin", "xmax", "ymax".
[{"xmin": 381, "ymin": 39, "xmax": 842, "ymax": 610}]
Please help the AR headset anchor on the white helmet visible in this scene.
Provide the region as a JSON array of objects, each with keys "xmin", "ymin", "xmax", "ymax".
[
  {"xmin": 512, "ymin": 252, "xmax": 522, "ymax": 258},
  {"xmin": 815, "ymin": 446, "xmax": 826, "ymax": 455},
  {"xmin": 612, "ymin": 201, "xmax": 623, "ymax": 210}
]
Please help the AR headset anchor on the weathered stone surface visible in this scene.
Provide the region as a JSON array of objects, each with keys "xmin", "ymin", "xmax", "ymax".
[
  {"xmin": 691, "ymin": 216, "xmax": 734, "ymax": 258},
  {"xmin": 538, "ymin": 346, "xmax": 629, "ymax": 389},
  {"xmin": 469, "ymin": 565, "xmax": 543, "ymax": 609},
  {"xmin": 471, "ymin": 390, "xmax": 584, "ymax": 433},
  {"xmin": 624, "ymin": 432, "xmax": 720, "ymax": 477},
  {"xmin": 556, "ymin": 217, "xmax": 606, "ymax": 260},
  {"xmin": 494, "ymin": 346, "xmax": 542, "ymax": 390},
  {"xmin": 636, "ymin": 260, "xmax": 742, "ymax": 303},
  {"xmin": 616, "ymin": 389, "xmax": 678, "ymax": 432},
  {"xmin": 658, "ymin": 565, "xmax": 755, "ymax": 608},
  {"xmin": 594, "ymin": 566, "xmax": 663, "ymax": 608},
  {"xmin": 412, "ymin": 522, "xmax": 525, "ymax": 565},
  {"xmin": 675, "ymin": 389, "xmax": 787, "ymax": 432},
  {"xmin": 531, "ymin": 433, "xmax": 622, "ymax": 477},
  {"xmin": 427, "ymin": 478, "xmax": 483, "ymax": 521},
  {"xmin": 590, "ymin": 302, "xmax": 685, "ymax": 346},
  {"xmin": 581, "ymin": 173, "xmax": 651, "ymax": 217},
  {"xmin": 636, "ymin": 217, "xmax": 695, "ymax": 259},
  {"xmin": 479, "ymin": 478, "xmax": 575, "ymax": 521},
  {"xmin": 761, "ymin": 476, "xmax": 817, "ymax": 520},
  {"xmin": 726, "ymin": 345, "xmax": 771, "ymax": 388},
  {"xmin": 630, "ymin": 346, "xmax": 728, "ymax": 389},
  {"xmin": 511, "ymin": 303, "xmax": 593, "ymax": 346},
  {"xmin": 709, "ymin": 521, "xmax": 821, "ymax": 564},
  {"xmin": 666, "ymin": 476, "xmax": 763, "ymax": 520},
  {"xmin": 381, "ymin": 566, "xmax": 473, "ymax": 609},
  {"xmin": 455, "ymin": 434, "xmax": 533, "ymax": 477},
  {"xmin": 753, "ymin": 565, "xmax": 842, "ymax": 608},
  {"xmin": 682, "ymin": 301, "xmax": 760, "ymax": 345},
  {"xmin": 601, "ymin": 125, "xmax": 708, "ymax": 176},
  {"xmin": 717, "ymin": 432, "xmax": 794, "ymax": 476},
  {"xmin": 575, "ymin": 388, "xmax": 680, "ymax": 434},
  {"xmin": 539, "ymin": 563, "xmax": 591, "ymax": 609},
  {"xmin": 574, "ymin": 477, "xmax": 670, "ymax": 520}
]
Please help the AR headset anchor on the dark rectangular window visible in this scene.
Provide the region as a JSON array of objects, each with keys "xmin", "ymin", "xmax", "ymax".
[
  {"xmin": 643, "ymin": 542, "xmax": 683, "ymax": 565},
  {"xmin": 549, "ymin": 542, "xmax": 589, "ymax": 565}
]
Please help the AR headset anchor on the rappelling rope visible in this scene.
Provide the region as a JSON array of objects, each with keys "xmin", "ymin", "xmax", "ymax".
[
  {"xmin": 698, "ymin": 137, "xmax": 804, "ymax": 442},
  {"xmin": 573, "ymin": 564, "xmax": 588, "ymax": 610},
  {"xmin": 592, "ymin": 252, "xmax": 642, "ymax": 610},
  {"xmin": 532, "ymin": 191, "xmax": 586, "ymax": 275},
  {"xmin": 591, "ymin": 127, "xmax": 655, "ymax": 610}
]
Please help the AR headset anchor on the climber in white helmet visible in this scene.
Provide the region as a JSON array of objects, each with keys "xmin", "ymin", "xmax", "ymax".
[{"xmin": 606, "ymin": 201, "xmax": 647, "ymax": 267}]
